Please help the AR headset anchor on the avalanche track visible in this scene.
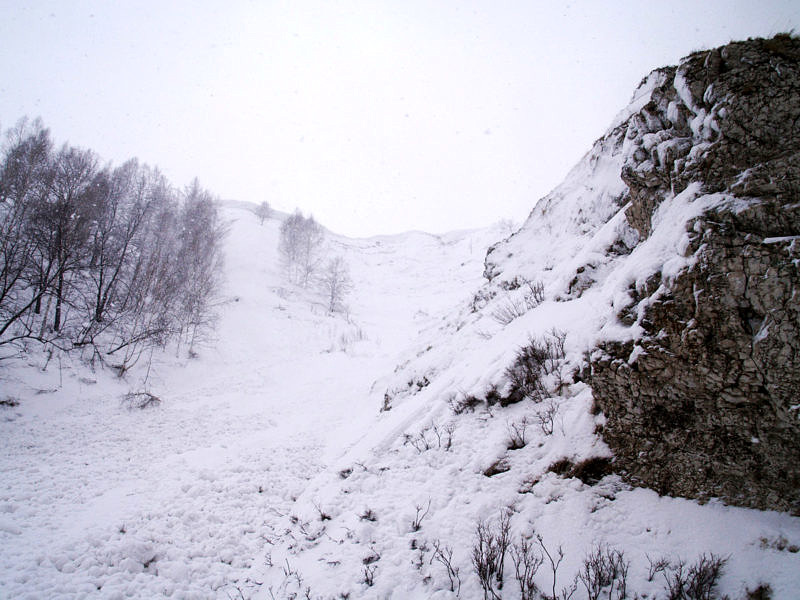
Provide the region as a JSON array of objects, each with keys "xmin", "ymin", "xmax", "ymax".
[{"xmin": 0, "ymin": 204, "xmax": 499, "ymax": 599}]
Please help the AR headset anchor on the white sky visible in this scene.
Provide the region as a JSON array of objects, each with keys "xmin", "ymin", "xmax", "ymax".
[{"xmin": 1, "ymin": 1, "xmax": 798, "ymax": 237}]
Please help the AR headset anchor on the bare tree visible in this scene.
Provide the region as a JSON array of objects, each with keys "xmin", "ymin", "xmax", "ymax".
[
  {"xmin": 279, "ymin": 210, "xmax": 324, "ymax": 287},
  {"xmin": 318, "ymin": 256, "xmax": 352, "ymax": 313},
  {"xmin": 43, "ymin": 144, "xmax": 100, "ymax": 334},
  {"xmin": 255, "ymin": 200, "xmax": 271, "ymax": 225},
  {"xmin": 0, "ymin": 118, "xmax": 55, "ymax": 346},
  {"xmin": 174, "ymin": 179, "xmax": 226, "ymax": 355},
  {"xmin": 497, "ymin": 218, "xmax": 518, "ymax": 237},
  {"xmin": 76, "ymin": 160, "xmax": 154, "ymax": 347},
  {"xmin": 298, "ymin": 214, "xmax": 324, "ymax": 287},
  {"xmin": 105, "ymin": 187, "xmax": 183, "ymax": 373},
  {"xmin": 0, "ymin": 118, "xmax": 227, "ymax": 372}
]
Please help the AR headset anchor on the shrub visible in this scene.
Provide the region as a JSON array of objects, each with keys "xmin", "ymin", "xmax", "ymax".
[
  {"xmin": 0, "ymin": 396, "xmax": 20, "ymax": 408},
  {"xmin": 491, "ymin": 280, "xmax": 545, "ymax": 325},
  {"xmin": 511, "ymin": 536, "xmax": 543, "ymax": 600},
  {"xmin": 536, "ymin": 398, "xmax": 559, "ymax": 435},
  {"xmin": 411, "ymin": 499, "xmax": 432, "ymax": 532},
  {"xmin": 431, "ymin": 539, "xmax": 461, "ymax": 595},
  {"xmin": 570, "ymin": 457, "xmax": 613, "ymax": 485},
  {"xmin": 472, "ymin": 510, "xmax": 512, "ymax": 600},
  {"xmin": 524, "ymin": 280, "xmax": 545, "ymax": 305},
  {"xmin": 449, "ymin": 393, "xmax": 482, "ymax": 414},
  {"xmin": 507, "ymin": 416, "xmax": 530, "ymax": 450},
  {"xmin": 492, "ymin": 296, "xmax": 529, "ymax": 325},
  {"xmin": 403, "ymin": 422, "xmax": 455, "ymax": 452},
  {"xmin": 312, "ymin": 502, "xmax": 331, "ymax": 521},
  {"xmin": 471, "ymin": 288, "xmax": 497, "ymax": 312},
  {"xmin": 548, "ymin": 458, "xmax": 575, "ymax": 476},
  {"xmin": 759, "ymin": 535, "xmax": 799, "ymax": 553},
  {"xmin": 122, "ymin": 391, "xmax": 161, "ymax": 409},
  {"xmin": 534, "ymin": 533, "xmax": 577, "ymax": 600},
  {"xmin": 505, "ymin": 340, "xmax": 551, "ymax": 402},
  {"xmin": 483, "ymin": 458, "xmax": 511, "ymax": 478},
  {"xmin": 546, "ymin": 456, "xmax": 613, "ymax": 485},
  {"xmin": 504, "ymin": 329, "xmax": 566, "ymax": 404},
  {"xmin": 746, "ymin": 584, "xmax": 773, "ymax": 600},
  {"xmin": 359, "ymin": 508, "xmax": 377, "ymax": 522},
  {"xmin": 485, "ymin": 385, "xmax": 503, "ymax": 406},
  {"xmin": 361, "ymin": 565, "xmax": 376, "ymax": 587},
  {"xmin": 577, "ymin": 545, "xmax": 629, "ymax": 600},
  {"xmin": 651, "ymin": 553, "xmax": 729, "ymax": 600}
]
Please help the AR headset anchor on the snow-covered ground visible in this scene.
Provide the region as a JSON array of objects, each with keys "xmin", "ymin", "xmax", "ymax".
[
  {"xmin": 1, "ymin": 200, "xmax": 799, "ymax": 599},
  {"xmin": 0, "ymin": 205, "xmax": 500, "ymax": 598}
]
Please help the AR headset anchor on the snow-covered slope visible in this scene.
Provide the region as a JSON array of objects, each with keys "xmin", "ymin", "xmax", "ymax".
[
  {"xmin": 231, "ymin": 68, "xmax": 799, "ymax": 599},
  {"xmin": 0, "ymin": 204, "xmax": 505, "ymax": 598},
  {"xmin": 1, "ymin": 194, "xmax": 798, "ymax": 598},
  {"xmin": 3, "ymin": 42, "xmax": 800, "ymax": 597}
]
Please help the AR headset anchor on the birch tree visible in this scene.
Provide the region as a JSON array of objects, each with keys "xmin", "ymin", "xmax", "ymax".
[{"xmin": 318, "ymin": 256, "xmax": 352, "ymax": 313}]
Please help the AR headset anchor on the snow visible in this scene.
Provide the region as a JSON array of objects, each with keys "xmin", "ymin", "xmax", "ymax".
[
  {"xmin": 673, "ymin": 67, "xmax": 699, "ymax": 115},
  {"xmin": 610, "ymin": 68, "xmax": 669, "ymax": 131},
  {"xmin": 3, "ymin": 197, "xmax": 792, "ymax": 598},
  {"xmin": 2, "ymin": 162, "xmax": 799, "ymax": 596},
  {"xmin": 763, "ymin": 235, "xmax": 800, "ymax": 244},
  {"xmin": 0, "ymin": 206, "xmax": 505, "ymax": 598}
]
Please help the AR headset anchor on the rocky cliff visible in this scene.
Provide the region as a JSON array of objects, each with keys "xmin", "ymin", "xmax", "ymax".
[{"xmin": 587, "ymin": 35, "xmax": 800, "ymax": 513}]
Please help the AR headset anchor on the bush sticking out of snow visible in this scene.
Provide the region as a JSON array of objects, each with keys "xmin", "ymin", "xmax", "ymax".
[
  {"xmin": 571, "ymin": 457, "xmax": 614, "ymax": 486},
  {"xmin": 491, "ymin": 279, "xmax": 545, "ymax": 325},
  {"xmin": 465, "ymin": 510, "xmax": 736, "ymax": 600},
  {"xmin": 650, "ymin": 552, "xmax": 728, "ymax": 600},
  {"xmin": 410, "ymin": 499, "xmax": 432, "ymax": 532},
  {"xmin": 511, "ymin": 535, "xmax": 544, "ymax": 600},
  {"xmin": 121, "ymin": 391, "xmax": 161, "ymax": 410},
  {"xmin": 536, "ymin": 532, "xmax": 578, "ymax": 600},
  {"xmin": 536, "ymin": 398, "xmax": 559, "ymax": 436},
  {"xmin": 403, "ymin": 422, "xmax": 456, "ymax": 453},
  {"xmin": 546, "ymin": 456, "xmax": 614, "ymax": 486},
  {"xmin": 361, "ymin": 564, "xmax": 377, "ymax": 587},
  {"xmin": 359, "ymin": 508, "xmax": 377, "ymax": 522},
  {"xmin": 448, "ymin": 392, "xmax": 484, "ymax": 415},
  {"xmin": 472, "ymin": 509, "xmax": 512, "ymax": 599},
  {"xmin": 759, "ymin": 535, "xmax": 799, "ymax": 554},
  {"xmin": 431, "ymin": 539, "xmax": 462, "ymax": 595},
  {"xmin": 507, "ymin": 416, "xmax": 531, "ymax": 450},
  {"xmin": 483, "ymin": 458, "xmax": 512, "ymax": 478},
  {"xmin": 577, "ymin": 544, "xmax": 630, "ymax": 600},
  {"xmin": 746, "ymin": 583, "xmax": 773, "ymax": 600},
  {"xmin": 504, "ymin": 329, "xmax": 567, "ymax": 405},
  {"xmin": 491, "ymin": 296, "xmax": 531, "ymax": 326},
  {"xmin": 0, "ymin": 396, "xmax": 20, "ymax": 408}
]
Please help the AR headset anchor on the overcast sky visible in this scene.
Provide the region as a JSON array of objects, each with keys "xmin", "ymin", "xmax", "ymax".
[{"xmin": 1, "ymin": 1, "xmax": 798, "ymax": 236}]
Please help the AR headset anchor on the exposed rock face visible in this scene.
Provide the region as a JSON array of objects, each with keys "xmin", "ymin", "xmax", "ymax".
[{"xmin": 590, "ymin": 36, "xmax": 800, "ymax": 513}]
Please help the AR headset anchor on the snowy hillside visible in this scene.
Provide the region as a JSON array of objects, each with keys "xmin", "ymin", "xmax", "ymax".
[
  {"xmin": 3, "ymin": 36, "xmax": 800, "ymax": 599},
  {"xmin": 2, "ymin": 194, "xmax": 797, "ymax": 599},
  {"xmin": 0, "ymin": 204, "xmax": 507, "ymax": 598}
]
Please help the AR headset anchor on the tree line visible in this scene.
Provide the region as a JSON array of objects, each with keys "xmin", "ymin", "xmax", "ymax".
[{"xmin": 0, "ymin": 117, "xmax": 226, "ymax": 373}]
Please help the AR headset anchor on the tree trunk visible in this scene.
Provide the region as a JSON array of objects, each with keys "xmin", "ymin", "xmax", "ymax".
[{"xmin": 53, "ymin": 270, "xmax": 63, "ymax": 332}]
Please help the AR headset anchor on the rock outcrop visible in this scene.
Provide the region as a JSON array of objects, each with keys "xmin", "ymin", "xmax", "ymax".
[{"xmin": 589, "ymin": 35, "xmax": 800, "ymax": 513}]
